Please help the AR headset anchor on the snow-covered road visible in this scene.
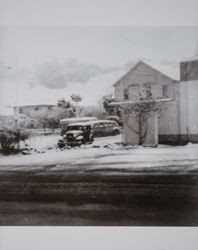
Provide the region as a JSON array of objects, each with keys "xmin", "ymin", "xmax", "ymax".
[
  {"xmin": 0, "ymin": 135, "xmax": 198, "ymax": 226},
  {"xmin": 0, "ymin": 134, "xmax": 198, "ymax": 173}
]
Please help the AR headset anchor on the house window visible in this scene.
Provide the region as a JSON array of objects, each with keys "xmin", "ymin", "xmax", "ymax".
[
  {"xmin": 143, "ymin": 83, "xmax": 153, "ymax": 98},
  {"xmin": 48, "ymin": 106, "xmax": 52, "ymax": 110},
  {"xmin": 146, "ymin": 85, "xmax": 152, "ymax": 98},
  {"xmin": 162, "ymin": 85, "xmax": 168, "ymax": 97},
  {"xmin": 128, "ymin": 84, "xmax": 140, "ymax": 100},
  {"xmin": 124, "ymin": 89, "xmax": 129, "ymax": 100},
  {"xmin": 34, "ymin": 107, "xmax": 39, "ymax": 111},
  {"xmin": 19, "ymin": 108, "xmax": 23, "ymax": 114}
]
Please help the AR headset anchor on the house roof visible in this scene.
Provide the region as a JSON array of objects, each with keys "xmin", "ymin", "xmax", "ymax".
[
  {"xmin": 108, "ymin": 98, "xmax": 174, "ymax": 107},
  {"xmin": 112, "ymin": 60, "xmax": 179, "ymax": 87},
  {"xmin": 180, "ymin": 57, "xmax": 198, "ymax": 63},
  {"xmin": 60, "ymin": 117, "xmax": 97, "ymax": 125},
  {"xmin": 13, "ymin": 104, "xmax": 56, "ymax": 108}
]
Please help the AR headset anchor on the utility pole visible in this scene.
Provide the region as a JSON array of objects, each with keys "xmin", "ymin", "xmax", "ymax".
[
  {"xmin": 15, "ymin": 56, "xmax": 19, "ymax": 115},
  {"xmin": 0, "ymin": 61, "xmax": 14, "ymax": 115}
]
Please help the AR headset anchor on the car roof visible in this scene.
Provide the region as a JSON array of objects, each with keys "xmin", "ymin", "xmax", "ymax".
[
  {"xmin": 68, "ymin": 120, "xmax": 119, "ymax": 127},
  {"xmin": 88, "ymin": 120, "xmax": 119, "ymax": 125},
  {"xmin": 68, "ymin": 122, "xmax": 91, "ymax": 126},
  {"xmin": 60, "ymin": 117, "xmax": 97, "ymax": 124},
  {"xmin": 106, "ymin": 116, "xmax": 120, "ymax": 119}
]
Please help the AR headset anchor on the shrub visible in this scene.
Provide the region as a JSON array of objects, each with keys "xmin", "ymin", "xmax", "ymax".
[
  {"xmin": 0, "ymin": 128, "xmax": 28, "ymax": 152},
  {"xmin": 0, "ymin": 116, "xmax": 29, "ymax": 153}
]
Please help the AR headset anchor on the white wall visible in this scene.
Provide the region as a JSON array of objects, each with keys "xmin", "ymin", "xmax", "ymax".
[
  {"xmin": 180, "ymin": 80, "xmax": 198, "ymax": 135},
  {"xmin": 123, "ymin": 112, "xmax": 158, "ymax": 146}
]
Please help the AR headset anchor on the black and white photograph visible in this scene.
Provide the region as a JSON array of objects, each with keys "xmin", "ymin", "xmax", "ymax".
[
  {"xmin": 1, "ymin": 0, "xmax": 198, "ymax": 250},
  {"xmin": 0, "ymin": 0, "xmax": 198, "ymax": 233},
  {"xmin": 1, "ymin": 24, "xmax": 198, "ymax": 227}
]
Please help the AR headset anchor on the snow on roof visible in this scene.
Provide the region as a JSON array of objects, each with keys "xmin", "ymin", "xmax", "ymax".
[
  {"xmin": 67, "ymin": 119, "xmax": 119, "ymax": 127},
  {"xmin": 60, "ymin": 117, "xmax": 97, "ymax": 124},
  {"xmin": 108, "ymin": 98, "xmax": 173, "ymax": 107},
  {"xmin": 88, "ymin": 119, "xmax": 118, "ymax": 124},
  {"xmin": 13, "ymin": 104, "xmax": 55, "ymax": 108},
  {"xmin": 112, "ymin": 60, "xmax": 179, "ymax": 87},
  {"xmin": 180, "ymin": 56, "xmax": 198, "ymax": 63},
  {"xmin": 112, "ymin": 60, "xmax": 141, "ymax": 86},
  {"xmin": 67, "ymin": 122, "xmax": 92, "ymax": 127}
]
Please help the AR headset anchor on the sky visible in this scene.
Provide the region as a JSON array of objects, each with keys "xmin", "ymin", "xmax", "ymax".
[
  {"xmin": 0, "ymin": 26, "xmax": 198, "ymax": 115},
  {"xmin": 1, "ymin": 26, "xmax": 198, "ymax": 68},
  {"xmin": 0, "ymin": 0, "xmax": 198, "ymax": 26}
]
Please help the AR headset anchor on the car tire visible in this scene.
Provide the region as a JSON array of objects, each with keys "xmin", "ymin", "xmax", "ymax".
[
  {"xmin": 90, "ymin": 136, "xmax": 94, "ymax": 144},
  {"xmin": 112, "ymin": 129, "xmax": 120, "ymax": 136},
  {"xmin": 81, "ymin": 138, "xmax": 86, "ymax": 145}
]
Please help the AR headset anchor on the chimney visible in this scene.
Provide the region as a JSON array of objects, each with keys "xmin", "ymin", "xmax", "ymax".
[{"xmin": 180, "ymin": 59, "xmax": 198, "ymax": 81}]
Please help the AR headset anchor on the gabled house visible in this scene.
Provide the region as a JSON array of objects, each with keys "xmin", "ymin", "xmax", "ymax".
[{"xmin": 112, "ymin": 60, "xmax": 181, "ymax": 145}]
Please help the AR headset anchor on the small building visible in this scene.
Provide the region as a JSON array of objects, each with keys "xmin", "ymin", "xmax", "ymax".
[
  {"xmin": 13, "ymin": 104, "xmax": 56, "ymax": 117},
  {"xmin": 179, "ymin": 59, "xmax": 198, "ymax": 143}
]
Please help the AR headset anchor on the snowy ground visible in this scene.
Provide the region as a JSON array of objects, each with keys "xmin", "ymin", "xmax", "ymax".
[{"xmin": 0, "ymin": 134, "xmax": 198, "ymax": 173}]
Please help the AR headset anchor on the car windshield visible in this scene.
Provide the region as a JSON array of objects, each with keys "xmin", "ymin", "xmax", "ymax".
[
  {"xmin": 67, "ymin": 126, "xmax": 81, "ymax": 131},
  {"xmin": 67, "ymin": 125, "xmax": 91, "ymax": 131}
]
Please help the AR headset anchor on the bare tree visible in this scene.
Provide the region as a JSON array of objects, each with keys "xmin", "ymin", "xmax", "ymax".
[
  {"xmin": 29, "ymin": 106, "xmax": 74, "ymax": 134},
  {"xmin": 102, "ymin": 94, "xmax": 115, "ymax": 115},
  {"xmin": 57, "ymin": 98, "xmax": 71, "ymax": 109},
  {"xmin": 118, "ymin": 93, "xmax": 167, "ymax": 145},
  {"xmin": 71, "ymin": 94, "xmax": 82, "ymax": 117},
  {"xmin": 78, "ymin": 106, "xmax": 108, "ymax": 119},
  {"xmin": 30, "ymin": 110, "xmax": 50, "ymax": 134}
]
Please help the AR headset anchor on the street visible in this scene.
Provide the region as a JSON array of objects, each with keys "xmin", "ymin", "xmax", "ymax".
[
  {"xmin": 0, "ymin": 169, "xmax": 198, "ymax": 226},
  {"xmin": 0, "ymin": 135, "xmax": 198, "ymax": 225}
]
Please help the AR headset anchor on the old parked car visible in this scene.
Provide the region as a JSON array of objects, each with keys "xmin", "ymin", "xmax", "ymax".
[
  {"xmin": 58, "ymin": 119, "xmax": 121, "ymax": 149},
  {"xmin": 58, "ymin": 123, "xmax": 94, "ymax": 148},
  {"xmin": 88, "ymin": 120, "xmax": 121, "ymax": 137},
  {"xmin": 106, "ymin": 116, "xmax": 123, "ymax": 126},
  {"xmin": 60, "ymin": 117, "xmax": 97, "ymax": 136}
]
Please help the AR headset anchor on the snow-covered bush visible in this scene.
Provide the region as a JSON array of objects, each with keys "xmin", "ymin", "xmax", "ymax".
[
  {"xmin": 29, "ymin": 107, "xmax": 73, "ymax": 133},
  {"xmin": 0, "ymin": 117, "xmax": 29, "ymax": 153},
  {"xmin": 78, "ymin": 106, "xmax": 108, "ymax": 119}
]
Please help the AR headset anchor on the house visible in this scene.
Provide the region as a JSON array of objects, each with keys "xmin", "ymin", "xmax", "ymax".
[
  {"xmin": 112, "ymin": 60, "xmax": 180, "ymax": 145},
  {"xmin": 13, "ymin": 104, "xmax": 56, "ymax": 117},
  {"xmin": 111, "ymin": 59, "xmax": 198, "ymax": 145}
]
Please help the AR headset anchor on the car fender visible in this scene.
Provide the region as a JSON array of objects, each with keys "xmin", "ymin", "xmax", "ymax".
[
  {"xmin": 76, "ymin": 135, "xmax": 84, "ymax": 140},
  {"xmin": 113, "ymin": 127, "xmax": 120, "ymax": 132},
  {"xmin": 112, "ymin": 127, "xmax": 120, "ymax": 135}
]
